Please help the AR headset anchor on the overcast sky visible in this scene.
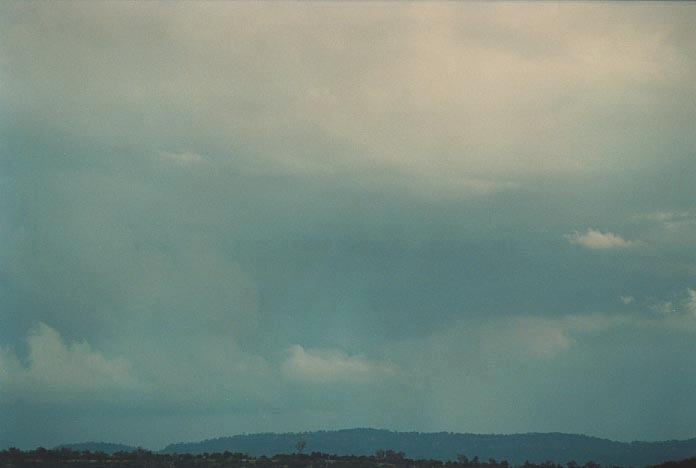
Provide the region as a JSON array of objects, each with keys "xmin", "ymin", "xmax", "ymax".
[{"xmin": 2, "ymin": 1, "xmax": 696, "ymax": 450}]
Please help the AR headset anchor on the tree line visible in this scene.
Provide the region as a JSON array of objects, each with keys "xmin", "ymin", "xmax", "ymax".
[{"xmin": 1, "ymin": 446, "xmax": 687, "ymax": 468}]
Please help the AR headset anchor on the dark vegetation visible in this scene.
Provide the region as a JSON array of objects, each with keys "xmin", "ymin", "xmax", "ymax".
[
  {"xmin": 648, "ymin": 458, "xmax": 696, "ymax": 468},
  {"xmin": 0, "ymin": 447, "xmax": 602, "ymax": 468},
  {"xmin": 2, "ymin": 447, "xmax": 695, "ymax": 468},
  {"xmin": 54, "ymin": 444, "xmax": 135, "ymax": 456},
  {"xmin": 5, "ymin": 430, "xmax": 696, "ymax": 468}
]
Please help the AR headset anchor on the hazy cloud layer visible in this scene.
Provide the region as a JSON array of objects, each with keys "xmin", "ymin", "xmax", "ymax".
[{"xmin": 2, "ymin": 1, "xmax": 696, "ymax": 449}]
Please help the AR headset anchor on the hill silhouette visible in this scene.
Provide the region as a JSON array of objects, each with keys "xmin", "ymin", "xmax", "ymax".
[{"xmin": 161, "ymin": 428, "xmax": 696, "ymax": 466}]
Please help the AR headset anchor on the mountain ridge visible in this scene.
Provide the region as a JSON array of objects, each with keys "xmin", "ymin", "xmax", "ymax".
[{"xmin": 159, "ymin": 428, "xmax": 696, "ymax": 466}]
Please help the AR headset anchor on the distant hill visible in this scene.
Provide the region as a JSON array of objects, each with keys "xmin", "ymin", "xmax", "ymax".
[
  {"xmin": 162, "ymin": 428, "xmax": 696, "ymax": 466},
  {"xmin": 55, "ymin": 442, "xmax": 138, "ymax": 454}
]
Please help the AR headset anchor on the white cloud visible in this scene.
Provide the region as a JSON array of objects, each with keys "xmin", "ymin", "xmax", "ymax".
[
  {"xmin": 281, "ymin": 345, "xmax": 396, "ymax": 384},
  {"xmin": 686, "ymin": 289, "xmax": 696, "ymax": 317},
  {"xmin": 0, "ymin": 323, "xmax": 138, "ymax": 402},
  {"xmin": 0, "ymin": 322, "xmax": 279, "ymax": 409},
  {"xmin": 621, "ymin": 295, "xmax": 635, "ymax": 304},
  {"xmin": 566, "ymin": 228, "xmax": 637, "ymax": 250}
]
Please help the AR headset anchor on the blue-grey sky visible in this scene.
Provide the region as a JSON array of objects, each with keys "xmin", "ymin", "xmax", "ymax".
[{"xmin": 1, "ymin": 1, "xmax": 696, "ymax": 450}]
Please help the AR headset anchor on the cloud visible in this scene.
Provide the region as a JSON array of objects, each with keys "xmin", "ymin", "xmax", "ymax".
[
  {"xmin": 648, "ymin": 300, "xmax": 675, "ymax": 316},
  {"xmin": 643, "ymin": 289, "xmax": 696, "ymax": 319},
  {"xmin": 0, "ymin": 323, "xmax": 138, "ymax": 403},
  {"xmin": 642, "ymin": 211, "xmax": 691, "ymax": 222},
  {"xmin": 400, "ymin": 175, "xmax": 520, "ymax": 200},
  {"xmin": 2, "ymin": 0, "xmax": 696, "ymax": 448},
  {"xmin": 158, "ymin": 150, "xmax": 207, "ymax": 166},
  {"xmin": 685, "ymin": 289, "xmax": 696, "ymax": 317},
  {"xmin": 480, "ymin": 314, "xmax": 622, "ymax": 360},
  {"xmin": 3, "ymin": 2, "xmax": 695, "ymax": 199},
  {"xmin": 0, "ymin": 322, "xmax": 281, "ymax": 413},
  {"xmin": 566, "ymin": 228, "xmax": 637, "ymax": 250},
  {"xmin": 621, "ymin": 295, "xmax": 635, "ymax": 304},
  {"xmin": 281, "ymin": 345, "xmax": 396, "ymax": 384},
  {"xmin": 638, "ymin": 211, "xmax": 696, "ymax": 230},
  {"xmin": 502, "ymin": 318, "xmax": 575, "ymax": 358}
]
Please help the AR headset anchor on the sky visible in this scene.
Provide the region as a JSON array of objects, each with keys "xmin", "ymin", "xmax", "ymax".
[{"xmin": 1, "ymin": 1, "xmax": 696, "ymax": 450}]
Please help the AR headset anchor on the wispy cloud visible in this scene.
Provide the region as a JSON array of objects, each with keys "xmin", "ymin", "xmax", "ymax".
[
  {"xmin": 158, "ymin": 150, "xmax": 207, "ymax": 166},
  {"xmin": 636, "ymin": 211, "xmax": 696, "ymax": 230},
  {"xmin": 620, "ymin": 295, "xmax": 635, "ymax": 304},
  {"xmin": 566, "ymin": 228, "xmax": 637, "ymax": 250},
  {"xmin": 644, "ymin": 289, "xmax": 696, "ymax": 318},
  {"xmin": 648, "ymin": 300, "xmax": 675, "ymax": 316},
  {"xmin": 686, "ymin": 289, "xmax": 696, "ymax": 317},
  {"xmin": 481, "ymin": 314, "xmax": 624, "ymax": 360}
]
